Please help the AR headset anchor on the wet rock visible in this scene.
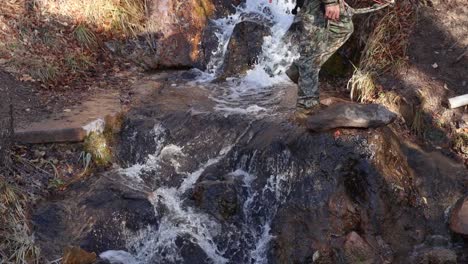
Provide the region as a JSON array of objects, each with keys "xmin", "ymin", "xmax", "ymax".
[
  {"xmin": 449, "ymin": 195, "xmax": 468, "ymax": 236},
  {"xmin": 32, "ymin": 80, "xmax": 467, "ymax": 263},
  {"xmin": 411, "ymin": 247, "xmax": 458, "ymax": 264},
  {"xmin": 193, "ymin": 180, "xmax": 239, "ymax": 220},
  {"xmin": 220, "ymin": 19, "xmax": 271, "ymax": 78},
  {"xmin": 285, "ymin": 63, "xmax": 299, "ymax": 84},
  {"xmin": 176, "ymin": 236, "xmax": 211, "ymax": 264},
  {"xmin": 62, "ymin": 246, "xmax": 97, "ymax": 264},
  {"xmin": 343, "ymin": 232, "xmax": 377, "ymax": 264},
  {"xmin": 306, "ymin": 103, "xmax": 397, "ymax": 132},
  {"xmin": 32, "ymin": 174, "xmax": 157, "ymax": 259},
  {"xmin": 201, "ymin": 22, "xmax": 223, "ymax": 67},
  {"xmin": 328, "ymin": 192, "xmax": 360, "ymax": 235}
]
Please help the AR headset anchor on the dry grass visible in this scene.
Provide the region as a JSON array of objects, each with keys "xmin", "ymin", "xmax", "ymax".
[
  {"xmin": 453, "ymin": 133, "xmax": 468, "ymax": 155},
  {"xmin": 40, "ymin": 0, "xmax": 147, "ymax": 36},
  {"xmin": 347, "ymin": 68, "xmax": 376, "ymax": 102},
  {"xmin": 0, "ymin": 111, "xmax": 40, "ymax": 263},
  {"xmin": 348, "ymin": 1, "xmax": 416, "ymax": 103},
  {"xmin": 376, "ymin": 90, "xmax": 402, "ymax": 113},
  {"xmin": 0, "ymin": 179, "xmax": 40, "ymax": 264},
  {"xmin": 64, "ymin": 53, "xmax": 94, "ymax": 74},
  {"xmin": 0, "ymin": 0, "xmax": 148, "ymax": 88},
  {"xmin": 73, "ymin": 24, "xmax": 98, "ymax": 49},
  {"xmin": 410, "ymin": 107, "xmax": 425, "ymax": 136},
  {"xmin": 358, "ymin": 3, "xmax": 415, "ymax": 74},
  {"xmin": 29, "ymin": 62, "xmax": 59, "ymax": 84},
  {"xmin": 83, "ymin": 132, "xmax": 112, "ymax": 167}
]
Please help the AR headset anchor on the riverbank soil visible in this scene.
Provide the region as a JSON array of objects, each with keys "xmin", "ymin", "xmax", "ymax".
[{"xmin": 379, "ymin": 0, "xmax": 467, "ymax": 161}]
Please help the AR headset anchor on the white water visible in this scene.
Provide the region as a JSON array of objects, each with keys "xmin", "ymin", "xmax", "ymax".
[
  {"xmin": 193, "ymin": 0, "xmax": 299, "ymax": 116},
  {"xmin": 205, "ymin": 0, "xmax": 297, "ymax": 79}
]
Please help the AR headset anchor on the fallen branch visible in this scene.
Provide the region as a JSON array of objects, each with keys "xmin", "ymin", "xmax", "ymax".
[
  {"xmin": 10, "ymin": 154, "xmax": 53, "ymax": 177},
  {"xmin": 448, "ymin": 94, "xmax": 468, "ymax": 109},
  {"xmin": 454, "ymin": 47, "xmax": 467, "ymax": 63}
]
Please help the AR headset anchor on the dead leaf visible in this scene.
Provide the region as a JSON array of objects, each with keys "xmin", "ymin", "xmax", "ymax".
[{"xmin": 19, "ymin": 74, "xmax": 34, "ymax": 82}]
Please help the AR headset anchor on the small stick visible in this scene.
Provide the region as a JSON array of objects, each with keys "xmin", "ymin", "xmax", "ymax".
[{"xmin": 454, "ymin": 48, "xmax": 467, "ymax": 63}]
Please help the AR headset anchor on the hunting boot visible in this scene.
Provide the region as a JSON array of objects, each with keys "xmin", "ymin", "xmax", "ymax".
[{"xmin": 294, "ymin": 103, "xmax": 326, "ymax": 125}]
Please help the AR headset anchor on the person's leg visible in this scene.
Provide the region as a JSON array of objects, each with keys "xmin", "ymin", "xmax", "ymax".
[
  {"xmin": 319, "ymin": 7, "xmax": 354, "ymax": 67},
  {"xmin": 295, "ymin": 4, "xmax": 354, "ymax": 111},
  {"xmin": 296, "ymin": 11, "xmax": 327, "ymax": 110}
]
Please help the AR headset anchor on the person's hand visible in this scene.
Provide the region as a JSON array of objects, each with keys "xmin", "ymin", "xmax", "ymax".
[{"xmin": 325, "ymin": 4, "xmax": 340, "ymax": 21}]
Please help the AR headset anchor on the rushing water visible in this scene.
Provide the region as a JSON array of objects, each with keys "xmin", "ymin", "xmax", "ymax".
[
  {"xmin": 101, "ymin": 1, "xmax": 299, "ymax": 263},
  {"xmin": 192, "ymin": 0, "xmax": 299, "ymax": 116},
  {"xmin": 204, "ymin": 0, "xmax": 297, "ymax": 81},
  {"xmin": 102, "ymin": 120, "xmax": 295, "ymax": 264}
]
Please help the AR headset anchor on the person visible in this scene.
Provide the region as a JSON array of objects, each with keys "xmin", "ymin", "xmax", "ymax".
[{"xmin": 288, "ymin": 0, "xmax": 354, "ymax": 122}]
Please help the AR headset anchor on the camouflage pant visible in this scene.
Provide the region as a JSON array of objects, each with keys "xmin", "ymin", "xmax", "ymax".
[{"xmin": 295, "ymin": 1, "xmax": 354, "ymax": 109}]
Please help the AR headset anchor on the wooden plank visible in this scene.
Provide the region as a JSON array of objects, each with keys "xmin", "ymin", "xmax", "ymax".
[{"xmin": 14, "ymin": 127, "xmax": 87, "ymax": 144}]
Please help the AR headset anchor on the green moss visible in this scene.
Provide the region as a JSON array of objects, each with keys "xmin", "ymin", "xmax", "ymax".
[
  {"xmin": 194, "ymin": 0, "xmax": 215, "ymax": 18},
  {"xmin": 82, "ymin": 114, "xmax": 124, "ymax": 168},
  {"xmin": 83, "ymin": 132, "xmax": 113, "ymax": 167},
  {"xmin": 453, "ymin": 133, "xmax": 468, "ymax": 154}
]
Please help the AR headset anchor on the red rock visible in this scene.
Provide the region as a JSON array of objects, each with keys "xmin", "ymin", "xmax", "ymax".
[
  {"xmin": 328, "ymin": 192, "xmax": 360, "ymax": 234},
  {"xmin": 62, "ymin": 246, "xmax": 96, "ymax": 264},
  {"xmin": 141, "ymin": 0, "xmax": 243, "ymax": 69},
  {"xmin": 449, "ymin": 195, "xmax": 468, "ymax": 235},
  {"xmin": 343, "ymin": 231, "xmax": 377, "ymax": 264}
]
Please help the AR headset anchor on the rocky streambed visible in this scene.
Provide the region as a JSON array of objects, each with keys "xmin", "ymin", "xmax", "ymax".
[{"xmin": 31, "ymin": 73, "xmax": 467, "ymax": 264}]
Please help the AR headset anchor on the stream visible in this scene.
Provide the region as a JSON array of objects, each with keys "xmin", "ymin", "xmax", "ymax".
[{"xmin": 30, "ymin": 0, "xmax": 467, "ymax": 263}]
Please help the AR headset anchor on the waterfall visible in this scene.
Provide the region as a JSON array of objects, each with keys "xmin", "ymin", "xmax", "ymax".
[
  {"xmin": 101, "ymin": 121, "xmax": 296, "ymax": 264},
  {"xmin": 191, "ymin": 0, "xmax": 299, "ymax": 116},
  {"xmin": 204, "ymin": 0, "xmax": 298, "ymax": 85}
]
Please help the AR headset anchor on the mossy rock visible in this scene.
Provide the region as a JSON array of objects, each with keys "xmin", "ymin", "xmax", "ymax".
[{"xmin": 83, "ymin": 132, "xmax": 113, "ymax": 167}]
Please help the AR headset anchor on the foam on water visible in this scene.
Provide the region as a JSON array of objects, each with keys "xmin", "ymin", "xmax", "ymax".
[{"xmin": 100, "ymin": 250, "xmax": 139, "ymax": 264}]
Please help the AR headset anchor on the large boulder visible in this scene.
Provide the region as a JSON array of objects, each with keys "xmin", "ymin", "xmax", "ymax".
[
  {"xmin": 306, "ymin": 103, "xmax": 397, "ymax": 132},
  {"xmin": 449, "ymin": 196, "xmax": 468, "ymax": 236},
  {"xmin": 32, "ymin": 174, "xmax": 157, "ymax": 259},
  {"xmin": 219, "ymin": 19, "xmax": 271, "ymax": 79}
]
